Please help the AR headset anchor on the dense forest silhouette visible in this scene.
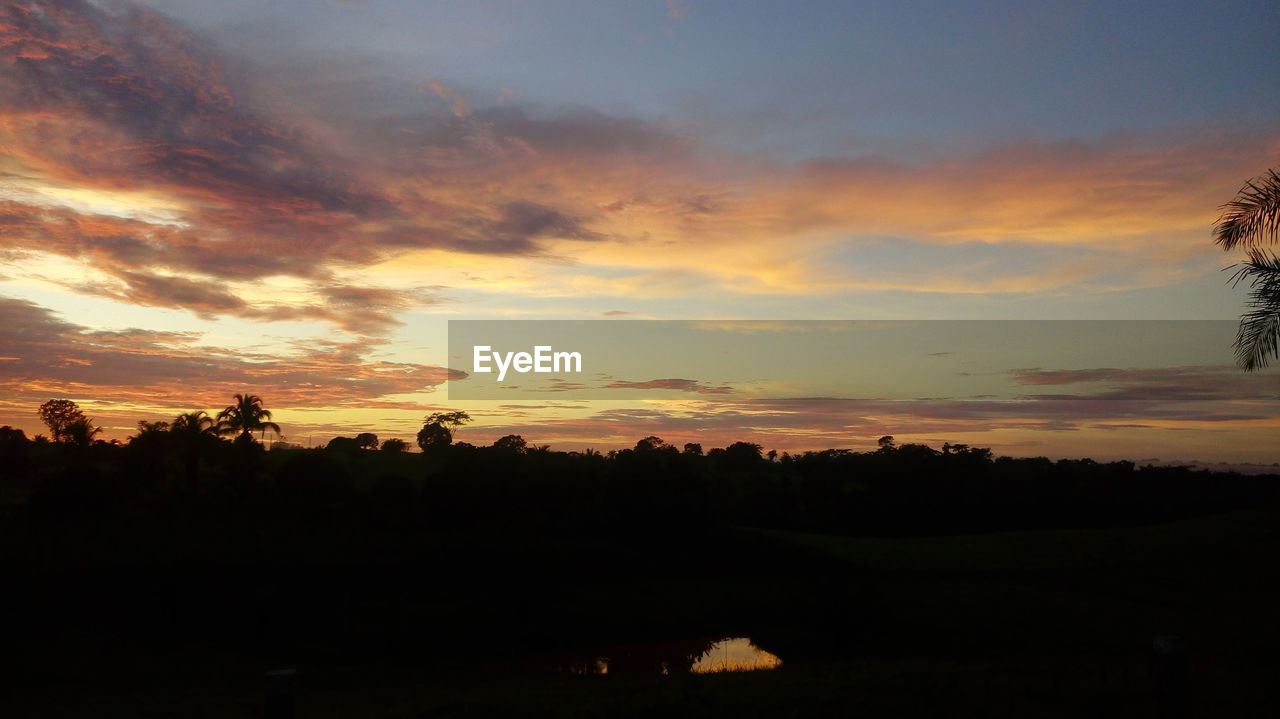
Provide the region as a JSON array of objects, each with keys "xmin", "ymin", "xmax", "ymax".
[{"xmin": 6, "ymin": 397, "xmax": 1277, "ymax": 536}]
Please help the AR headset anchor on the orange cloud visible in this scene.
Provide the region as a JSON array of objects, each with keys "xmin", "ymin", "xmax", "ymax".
[
  {"xmin": 426, "ymin": 78, "xmax": 472, "ymax": 119},
  {"xmin": 0, "ymin": 295, "xmax": 460, "ymax": 417},
  {"xmin": 8, "ymin": 0, "xmax": 1273, "ymax": 327}
]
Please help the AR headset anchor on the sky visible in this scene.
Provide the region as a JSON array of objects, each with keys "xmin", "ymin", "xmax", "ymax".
[{"xmin": 1, "ymin": 0, "xmax": 1278, "ymax": 463}]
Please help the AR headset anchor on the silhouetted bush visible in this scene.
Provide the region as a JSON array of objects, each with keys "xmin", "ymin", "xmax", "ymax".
[{"xmin": 0, "ymin": 425, "xmax": 31, "ymax": 478}]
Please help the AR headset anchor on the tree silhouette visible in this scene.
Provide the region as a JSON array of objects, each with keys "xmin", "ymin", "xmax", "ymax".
[
  {"xmin": 171, "ymin": 411, "xmax": 220, "ymax": 491},
  {"xmin": 172, "ymin": 411, "xmax": 218, "ymax": 440},
  {"xmin": 38, "ymin": 399, "xmax": 86, "ymax": 443},
  {"xmin": 492, "ymin": 434, "xmax": 527, "ymax": 452},
  {"xmin": 0, "ymin": 426, "xmax": 29, "ymax": 474},
  {"xmin": 136, "ymin": 420, "xmax": 170, "ymax": 436},
  {"xmin": 0, "ymin": 426, "xmax": 28, "ymax": 447},
  {"xmin": 325, "ymin": 435, "xmax": 376, "ymax": 452},
  {"xmin": 63, "ymin": 417, "xmax": 102, "ymax": 448},
  {"xmin": 722, "ymin": 441, "xmax": 764, "ymax": 470},
  {"xmin": 416, "ymin": 411, "xmax": 471, "ymax": 453},
  {"xmin": 1226, "ymin": 252, "xmax": 1280, "ymax": 370},
  {"xmin": 216, "ymin": 394, "xmax": 280, "ymax": 443},
  {"xmin": 1214, "ymin": 168, "xmax": 1280, "ymax": 370},
  {"xmin": 634, "ymin": 435, "xmax": 668, "ymax": 452}
]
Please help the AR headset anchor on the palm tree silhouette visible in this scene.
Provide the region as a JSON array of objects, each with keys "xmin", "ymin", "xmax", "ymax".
[
  {"xmin": 216, "ymin": 394, "xmax": 281, "ymax": 443},
  {"xmin": 172, "ymin": 410, "xmax": 217, "ymax": 438},
  {"xmin": 172, "ymin": 411, "xmax": 219, "ymax": 491},
  {"xmin": 64, "ymin": 417, "xmax": 102, "ymax": 448},
  {"xmin": 1214, "ymin": 168, "xmax": 1280, "ymax": 370}
]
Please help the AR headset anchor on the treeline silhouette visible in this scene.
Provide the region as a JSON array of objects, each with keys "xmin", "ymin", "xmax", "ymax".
[
  {"xmin": 3, "ymin": 398, "xmax": 1277, "ymax": 537},
  {"xmin": 3, "ymin": 397, "xmax": 1279, "ymax": 700}
]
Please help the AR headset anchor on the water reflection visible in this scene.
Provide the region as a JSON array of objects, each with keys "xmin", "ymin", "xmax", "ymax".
[
  {"xmin": 692, "ymin": 637, "xmax": 783, "ymax": 673},
  {"xmin": 558, "ymin": 637, "xmax": 781, "ymax": 675}
]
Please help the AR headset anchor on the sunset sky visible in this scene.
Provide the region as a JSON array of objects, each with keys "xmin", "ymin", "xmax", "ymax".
[{"xmin": 1, "ymin": 0, "xmax": 1278, "ymax": 463}]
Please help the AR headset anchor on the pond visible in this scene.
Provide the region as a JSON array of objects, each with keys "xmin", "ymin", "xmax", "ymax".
[{"xmin": 555, "ymin": 636, "xmax": 782, "ymax": 675}]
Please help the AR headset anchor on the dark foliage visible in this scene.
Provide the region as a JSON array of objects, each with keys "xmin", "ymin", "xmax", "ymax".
[
  {"xmin": 9, "ymin": 428, "xmax": 1278, "ymax": 536},
  {"xmin": 3, "ymin": 407, "xmax": 1278, "ymax": 716}
]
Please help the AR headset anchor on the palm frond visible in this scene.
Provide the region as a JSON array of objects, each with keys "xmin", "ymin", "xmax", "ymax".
[
  {"xmin": 1214, "ymin": 169, "xmax": 1280, "ymax": 250},
  {"xmin": 1228, "ymin": 249, "xmax": 1280, "ymax": 370}
]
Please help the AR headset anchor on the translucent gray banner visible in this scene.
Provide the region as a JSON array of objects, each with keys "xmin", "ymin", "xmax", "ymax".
[{"xmin": 446, "ymin": 320, "xmax": 1278, "ymax": 401}]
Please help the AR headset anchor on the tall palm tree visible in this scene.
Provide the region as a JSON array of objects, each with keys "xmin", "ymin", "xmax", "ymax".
[
  {"xmin": 1214, "ymin": 168, "xmax": 1280, "ymax": 370},
  {"xmin": 216, "ymin": 394, "xmax": 281, "ymax": 443},
  {"xmin": 172, "ymin": 410, "xmax": 220, "ymax": 490},
  {"xmin": 172, "ymin": 410, "xmax": 218, "ymax": 439}
]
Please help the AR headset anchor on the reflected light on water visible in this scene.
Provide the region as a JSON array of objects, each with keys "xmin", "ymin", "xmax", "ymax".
[
  {"xmin": 691, "ymin": 637, "xmax": 783, "ymax": 674},
  {"xmin": 559, "ymin": 636, "xmax": 782, "ymax": 675}
]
